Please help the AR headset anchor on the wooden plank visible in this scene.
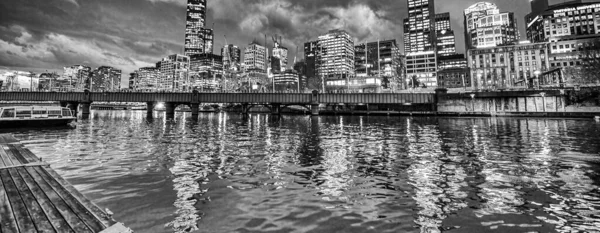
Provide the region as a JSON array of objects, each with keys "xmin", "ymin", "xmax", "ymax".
[
  {"xmin": 3, "ymin": 145, "xmax": 24, "ymax": 166},
  {"xmin": 25, "ymin": 167, "xmax": 91, "ymax": 233},
  {"xmin": 0, "ymin": 146, "xmax": 10, "ymax": 168},
  {"xmin": 6, "ymin": 168, "xmax": 55, "ymax": 232},
  {"xmin": 32, "ymin": 167, "xmax": 107, "ymax": 232},
  {"xmin": 0, "ymin": 169, "xmax": 37, "ymax": 233},
  {"xmin": 0, "ymin": 134, "xmax": 19, "ymax": 144},
  {"xmin": 8, "ymin": 145, "xmax": 33, "ymax": 165},
  {"xmin": 12, "ymin": 144, "xmax": 40, "ymax": 164},
  {"xmin": 17, "ymin": 167, "xmax": 75, "ymax": 233},
  {"xmin": 0, "ymin": 171, "xmax": 20, "ymax": 233}
]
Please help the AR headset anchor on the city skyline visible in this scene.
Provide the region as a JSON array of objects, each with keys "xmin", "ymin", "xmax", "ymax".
[{"xmin": 0, "ymin": 0, "xmax": 542, "ymax": 79}]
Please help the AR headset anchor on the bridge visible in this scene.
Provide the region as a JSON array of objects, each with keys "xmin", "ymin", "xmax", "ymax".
[{"xmin": 0, "ymin": 91, "xmax": 437, "ymax": 118}]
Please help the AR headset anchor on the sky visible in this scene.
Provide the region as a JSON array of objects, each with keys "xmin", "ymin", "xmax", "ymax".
[{"xmin": 0, "ymin": 0, "xmax": 536, "ymax": 80}]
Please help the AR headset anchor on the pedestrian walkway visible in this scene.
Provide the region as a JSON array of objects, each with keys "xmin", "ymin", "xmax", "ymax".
[{"xmin": 0, "ymin": 134, "xmax": 130, "ymax": 233}]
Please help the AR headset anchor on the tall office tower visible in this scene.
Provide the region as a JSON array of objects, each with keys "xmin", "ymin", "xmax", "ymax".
[
  {"xmin": 464, "ymin": 2, "xmax": 519, "ymax": 49},
  {"xmin": 243, "ymin": 41, "xmax": 267, "ymax": 73},
  {"xmin": 316, "ymin": 29, "xmax": 355, "ymax": 80},
  {"xmin": 403, "ymin": 0, "xmax": 438, "ymax": 87},
  {"xmin": 303, "ymin": 41, "xmax": 318, "ymax": 80},
  {"xmin": 354, "ymin": 40, "xmax": 401, "ymax": 77},
  {"xmin": 435, "ymin": 12, "xmax": 456, "ymax": 56},
  {"xmin": 159, "ymin": 54, "xmax": 190, "ymax": 91},
  {"xmin": 221, "ymin": 44, "xmax": 241, "ymax": 71},
  {"xmin": 63, "ymin": 65, "xmax": 91, "ymax": 91},
  {"xmin": 134, "ymin": 67, "xmax": 160, "ymax": 91},
  {"xmin": 184, "ymin": 0, "xmax": 213, "ymax": 56},
  {"xmin": 272, "ymin": 38, "xmax": 288, "ymax": 73},
  {"xmin": 526, "ymin": 1, "xmax": 600, "ymax": 42},
  {"xmin": 90, "ymin": 66, "xmax": 122, "ymax": 91}
]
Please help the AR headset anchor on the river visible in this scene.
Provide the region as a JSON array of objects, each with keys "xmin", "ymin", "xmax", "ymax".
[{"xmin": 3, "ymin": 111, "xmax": 600, "ymax": 233}]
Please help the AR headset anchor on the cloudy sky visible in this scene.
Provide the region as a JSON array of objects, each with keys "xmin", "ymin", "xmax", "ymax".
[{"xmin": 0, "ymin": 0, "xmax": 533, "ymax": 77}]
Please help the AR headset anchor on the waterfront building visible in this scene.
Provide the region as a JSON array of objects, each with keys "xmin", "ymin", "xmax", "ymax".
[
  {"xmin": 354, "ymin": 40, "xmax": 402, "ymax": 78},
  {"xmin": 134, "ymin": 67, "xmax": 160, "ymax": 91},
  {"xmin": 293, "ymin": 60, "xmax": 308, "ymax": 90},
  {"xmin": 159, "ymin": 54, "xmax": 190, "ymax": 91},
  {"xmin": 316, "ymin": 29, "xmax": 355, "ymax": 80},
  {"xmin": 221, "ymin": 44, "xmax": 241, "ymax": 72},
  {"xmin": 526, "ymin": 1, "xmax": 600, "ymax": 43},
  {"xmin": 63, "ymin": 65, "xmax": 91, "ymax": 91},
  {"xmin": 463, "ymin": 2, "xmax": 519, "ymax": 49},
  {"xmin": 244, "ymin": 41, "xmax": 267, "ymax": 74},
  {"xmin": 184, "ymin": 0, "xmax": 213, "ymax": 56},
  {"xmin": 437, "ymin": 68, "xmax": 471, "ymax": 89},
  {"xmin": 404, "ymin": 0, "xmax": 438, "ymax": 87},
  {"xmin": 273, "ymin": 70, "xmax": 299, "ymax": 91},
  {"xmin": 438, "ymin": 54, "xmax": 468, "ymax": 70},
  {"xmin": 190, "ymin": 53, "xmax": 223, "ymax": 90},
  {"xmin": 435, "ymin": 12, "xmax": 457, "ymax": 56},
  {"xmin": 128, "ymin": 73, "xmax": 137, "ymax": 90},
  {"xmin": 467, "ymin": 42, "xmax": 550, "ymax": 89},
  {"xmin": 90, "ymin": 66, "xmax": 122, "ymax": 92}
]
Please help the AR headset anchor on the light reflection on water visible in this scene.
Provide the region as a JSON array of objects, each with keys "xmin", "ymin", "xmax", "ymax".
[{"xmin": 4, "ymin": 111, "xmax": 600, "ymax": 233}]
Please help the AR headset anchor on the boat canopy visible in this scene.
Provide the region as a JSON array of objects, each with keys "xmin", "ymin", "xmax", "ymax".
[{"xmin": 0, "ymin": 106, "xmax": 73, "ymax": 119}]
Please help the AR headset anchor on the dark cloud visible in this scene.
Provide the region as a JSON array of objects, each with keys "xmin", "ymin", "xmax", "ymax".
[{"xmin": 0, "ymin": 0, "xmax": 533, "ymax": 82}]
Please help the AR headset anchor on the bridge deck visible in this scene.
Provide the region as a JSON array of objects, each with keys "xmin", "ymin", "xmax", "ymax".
[{"xmin": 0, "ymin": 134, "xmax": 130, "ymax": 233}]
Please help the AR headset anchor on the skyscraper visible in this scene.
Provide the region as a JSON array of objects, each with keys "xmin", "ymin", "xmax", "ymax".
[
  {"xmin": 303, "ymin": 41, "xmax": 318, "ymax": 80},
  {"xmin": 435, "ymin": 12, "xmax": 456, "ymax": 56},
  {"xmin": 463, "ymin": 2, "xmax": 519, "ymax": 49},
  {"xmin": 316, "ymin": 29, "xmax": 355, "ymax": 79},
  {"xmin": 272, "ymin": 38, "xmax": 288, "ymax": 73},
  {"xmin": 184, "ymin": 0, "xmax": 213, "ymax": 56},
  {"xmin": 354, "ymin": 40, "xmax": 401, "ymax": 77},
  {"xmin": 91, "ymin": 66, "xmax": 122, "ymax": 91},
  {"xmin": 403, "ymin": 0, "xmax": 438, "ymax": 87},
  {"xmin": 159, "ymin": 54, "xmax": 190, "ymax": 91}
]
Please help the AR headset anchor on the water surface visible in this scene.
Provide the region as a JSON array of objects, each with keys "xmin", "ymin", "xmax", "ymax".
[{"xmin": 5, "ymin": 111, "xmax": 600, "ymax": 232}]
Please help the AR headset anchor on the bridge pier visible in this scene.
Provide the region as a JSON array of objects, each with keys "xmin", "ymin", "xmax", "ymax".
[
  {"xmin": 190, "ymin": 103, "xmax": 200, "ymax": 119},
  {"xmin": 80, "ymin": 102, "xmax": 91, "ymax": 119},
  {"xmin": 311, "ymin": 104, "xmax": 320, "ymax": 116},
  {"xmin": 66, "ymin": 102, "xmax": 79, "ymax": 117},
  {"xmin": 165, "ymin": 102, "xmax": 176, "ymax": 119},
  {"xmin": 241, "ymin": 104, "xmax": 249, "ymax": 115},
  {"xmin": 271, "ymin": 103, "xmax": 281, "ymax": 115},
  {"xmin": 146, "ymin": 102, "xmax": 154, "ymax": 118}
]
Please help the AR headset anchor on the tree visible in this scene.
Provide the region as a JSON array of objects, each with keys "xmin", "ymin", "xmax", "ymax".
[{"xmin": 408, "ymin": 75, "xmax": 420, "ymax": 88}]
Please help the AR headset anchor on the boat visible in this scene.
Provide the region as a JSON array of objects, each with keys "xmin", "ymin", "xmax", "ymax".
[{"xmin": 0, "ymin": 106, "xmax": 76, "ymax": 128}]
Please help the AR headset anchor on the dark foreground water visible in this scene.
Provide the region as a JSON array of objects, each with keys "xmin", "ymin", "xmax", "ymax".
[{"xmin": 2, "ymin": 111, "xmax": 600, "ymax": 233}]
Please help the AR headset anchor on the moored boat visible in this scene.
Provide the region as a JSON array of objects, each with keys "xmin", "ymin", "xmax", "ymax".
[{"xmin": 0, "ymin": 106, "xmax": 76, "ymax": 128}]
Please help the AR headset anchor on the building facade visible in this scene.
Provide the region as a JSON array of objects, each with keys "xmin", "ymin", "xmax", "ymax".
[
  {"xmin": 354, "ymin": 39, "xmax": 401, "ymax": 78},
  {"xmin": 159, "ymin": 54, "xmax": 190, "ymax": 91},
  {"xmin": 273, "ymin": 70, "xmax": 299, "ymax": 91},
  {"xmin": 303, "ymin": 41, "xmax": 318, "ymax": 80},
  {"xmin": 435, "ymin": 12, "xmax": 457, "ymax": 56},
  {"xmin": 244, "ymin": 41, "xmax": 267, "ymax": 73},
  {"xmin": 134, "ymin": 67, "xmax": 159, "ymax": 91},
  {"xmin": 316, "ymin": 29, "xmax": 355, "ymax": 80},
  {"xmin": 404, "ymin": 0, "xmax": 438, "ymax": 87},
  {"xmin": 464, "ymin": 2, "xmax": 519, "ymax": 49},
  {"xmin": 437, "ymin": 68, "xmax": 471, "ymax": 88},
  {"xmin": 184, "ymin": 0, "xmax": 213, "ymax": 56},
  {"xmin": 272, "ymin": 39, "xmax": 288, "ymax": 73},
  {"xmin": 468, "ymin": 42, "xmax": 550, "ymax": 89},
  {"xmin": 90, "ymin": 66, "xmax": 122, "ymax": 92},
  {"xmin": 527, "ymin": 1, "xmax": 600, "ymax": 43}
]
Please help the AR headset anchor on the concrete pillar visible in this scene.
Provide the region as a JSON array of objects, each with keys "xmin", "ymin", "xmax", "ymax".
[
  {"xmin": 311, "ymin": 104, "xmax": 320, "ymax": 116},
  {"xmin": 146, "ymin": 102, "xmax": 154, "ymax": 118},
  {"xmin": 80, "ymin": 102, "xmax": 91, "ymax": 119},
  {"xmin": 271, "ymin": 103, "xmax": 281, "ymax": 115},
  {"xmin": 190, "ymin": 103, "xmax": 200, "ymax": 118},
  {"xmin": 165, "ymin": 102, "xmax": 176, "ymax": 119},
  {"xmin": 241, "ymin": 104, "xmax": 249, "ymax": 115}
]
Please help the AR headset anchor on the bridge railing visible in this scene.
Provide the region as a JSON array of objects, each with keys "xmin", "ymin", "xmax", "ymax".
[{"xmin": 320, "ymin": 93, "xmax": 434, "ymax": 104}]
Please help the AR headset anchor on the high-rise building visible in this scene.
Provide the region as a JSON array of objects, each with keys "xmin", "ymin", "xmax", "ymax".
[
  {"xmin": 316, "ymin": 29, "xmax": 355, "ymax": 80},
  {"xmin": 303, "ymin": 41, "xmax": 318, "ymax": 80},
  {"xmin": 159, "ymin": 54, "xmax": 190, "ymax": 91},
  {"xmin": 244, "ymin": 40, "xmax": 267, "ymax": 73},
  {"xmin": 221, "ymin": 44, "xmax": 241, "ymax": 72},
  {"xmin": 184, "ymin": 0, "xmax": 213, "ymax": 56},
  {"xmin": 404, "ymin": 0, "xmax": 438, "ymax": 87},
  {"xmin": 90, "ymin": 66, "xmax": 122, "ymax": 91},
  {"xmin": 63, "ymin": 65, "xmax": 91, "ymax": 91},
  {"xmin": 463, "ymin": 2, "xmax": 519, "ymax": 49},
  {"xmin": 354, "ymin": 40, "xmax": 401, "ymax": 77},
  {"xmin": 134, "ymin": 67, "xmax": 159, "ymax": 91},
  {"xmin": 435, "ymin": 12, "xmax": 456, "ymax": 56},
  {"xmin": 526, "ymin": 0, "xmax": 594, "ymax": 27}
]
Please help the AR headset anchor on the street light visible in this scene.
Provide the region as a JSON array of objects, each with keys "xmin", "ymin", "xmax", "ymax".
[{"xmin": 470, "ymin": 94, "xmax": 476, "ymax": 112}]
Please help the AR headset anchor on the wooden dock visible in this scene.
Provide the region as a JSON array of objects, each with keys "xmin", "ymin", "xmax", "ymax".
[{"xmin": 0, "ymin": 134, "xmax": 131, "ymax": 233}]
